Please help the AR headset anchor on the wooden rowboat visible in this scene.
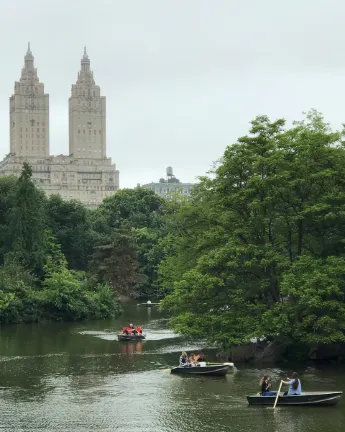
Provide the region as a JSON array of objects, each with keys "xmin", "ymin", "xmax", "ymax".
[
  {"xmin": 171, "ymin": 364, "xmax": 229, "ymax": 377},
  {"xmin": 117, "ymin": 334, "xmax": 146, "ymax": 341},
  {"xmin": 247, "ymin": 391, "xmax": 343, "ymax": 406}
]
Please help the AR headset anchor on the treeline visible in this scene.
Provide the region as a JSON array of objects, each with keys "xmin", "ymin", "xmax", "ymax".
[
  {"xmin": 159, "ymin": 110, "xmax": 345, "ymax": 348},
  {"xmin": 4, "ymin": 109, "xmax": 345, "ymax": 350},
  {"xmin": 0, "ymin": 163, "xmax": 171, "ymax": 323}
]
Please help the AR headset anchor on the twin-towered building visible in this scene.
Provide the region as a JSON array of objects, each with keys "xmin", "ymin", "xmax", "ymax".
[{"xmin": 0, "ymin": 44, "xmax": 119, "ymax": 208}]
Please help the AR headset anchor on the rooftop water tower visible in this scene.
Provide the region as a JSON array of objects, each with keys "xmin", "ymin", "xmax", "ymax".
[{"xmin": 166, "ymin": 166, "xmax": 173, "ymax": 178}]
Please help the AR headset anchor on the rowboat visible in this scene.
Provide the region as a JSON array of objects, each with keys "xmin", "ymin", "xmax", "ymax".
[
  {"xmin": 136, "ymin": 302, "xmax": 160, "ymax": 307},
  {"xmin": 117, "ymin": 334, "xmax": 146, "ymax": 341},
  {"xmin": 171, "ymin": 364, "xmax": 229, "ymax": 376},
  {"xmin": 247, "ymin": 391, "xmax": 343, "ymax": 406}
]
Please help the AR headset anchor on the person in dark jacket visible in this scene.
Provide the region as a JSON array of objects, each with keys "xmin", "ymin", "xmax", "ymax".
[{"xmin": 259, "ymin": 375, "xmax": 277, "ymax": 396}]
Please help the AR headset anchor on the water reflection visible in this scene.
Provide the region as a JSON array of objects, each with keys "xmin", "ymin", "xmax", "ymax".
[{"xmin": 120, "ymin": 342, "xmax": 143, "ymax": 355}]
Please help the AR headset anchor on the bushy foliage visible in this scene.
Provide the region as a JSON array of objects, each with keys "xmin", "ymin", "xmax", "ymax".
[
  {"xmin": 159, "ymin": 110, "xmax": 345, "ymax": 346},
  {"xmin": 0, "ymin": 167, "xmax": 122, "ymax": 324}
]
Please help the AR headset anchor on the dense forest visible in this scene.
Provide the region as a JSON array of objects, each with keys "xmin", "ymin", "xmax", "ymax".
[
  {"xmin": 2, "ymin": 110, "xmax": 345, "ymax": 354},
  {"xmin": 0, "ymin": 162, "xmax": 170, "ymax": 323}
]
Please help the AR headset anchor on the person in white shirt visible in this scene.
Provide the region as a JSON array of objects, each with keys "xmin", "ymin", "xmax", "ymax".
[{"xmin": 281, "ymin": 372, "xmax": 302, "ymax": 395}]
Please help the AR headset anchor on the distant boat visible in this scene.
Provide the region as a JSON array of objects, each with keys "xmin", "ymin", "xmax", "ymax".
[
  {"xmin": 247, "ymin": 391, "xmax": 343, "ymax": 406},
  {"xmin": 117, "ymin": 334, "xmax": 146, "ymax": 341},
  {"xmin": 171, "ymin": 364, "xmax": 230, "ymax": 377},
  {"xmin": 137, "ymin": 301, "xmax": 160, "ymax": 307}
]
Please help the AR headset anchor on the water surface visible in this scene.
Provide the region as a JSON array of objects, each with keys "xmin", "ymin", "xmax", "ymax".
[{"xmin": 0, "ymin": 301, "xmax": 344, "ymax": 431}]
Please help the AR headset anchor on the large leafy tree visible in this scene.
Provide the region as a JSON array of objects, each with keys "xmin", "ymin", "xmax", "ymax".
[{"xmin": 160, "ymin": 110, "xmax": 345, "ymax": 346}]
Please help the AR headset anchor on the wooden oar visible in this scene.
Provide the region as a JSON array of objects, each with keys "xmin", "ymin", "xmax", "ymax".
[{"xmin": 273, "ymin": 381, "xmax": 283, "ymax": 408}]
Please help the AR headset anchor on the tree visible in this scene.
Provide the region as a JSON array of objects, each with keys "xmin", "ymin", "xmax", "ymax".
[
  {"xmin": 93, "ymin": 188, "xmax": 168, "ymax": 297},
  {"xmin": 90, "ymin": 229, "xmax": 143, "ymax": 296},
  {"xmin": 46, "ymin": 195, "xmax": 95, "ymax": 270},
  {"xmin": 97, "ymin": 188, "xmax": 166, "ymax": 230},
  {"xmin": 6, "ymin": 163, "xmax": 47, "ymax": 275},
  {"xmin": 0, "ymin": 176, "xmax": 17, "ymax": 264},
  {"xmin": 159, "ymin": 110, "xmax": 345, "ymax": 347}
]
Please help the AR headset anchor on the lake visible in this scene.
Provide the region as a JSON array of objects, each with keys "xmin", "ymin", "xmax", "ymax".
[{"xmin": 0, "ymin": 301, "xmax": 344, "ymax": 431}]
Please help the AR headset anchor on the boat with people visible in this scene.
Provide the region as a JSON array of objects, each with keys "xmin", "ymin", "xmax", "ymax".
[
  {"xmin": 170, "ymin": 351, "xmax": 230, "ymax": 376},
  {"xmin": 247, "ymin": 372, "xmax": 343, "ymax": 406},
  {"xmin": 171, "ymin": 364, "xmax": 230, "ymax": 376},
  {"xmin": 247, "ymin": 391, "xmax": 343, "ymax": 406},
  {"xmin": 117, "ymin": 324, "xmax": 145, "ymax": 341}
]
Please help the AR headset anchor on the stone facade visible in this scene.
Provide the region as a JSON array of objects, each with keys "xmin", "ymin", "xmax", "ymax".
[{"xmin": 0, "ymin": 44, "xmax": 119, "ymax": 209}]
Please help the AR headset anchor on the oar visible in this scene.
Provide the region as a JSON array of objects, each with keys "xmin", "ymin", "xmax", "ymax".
[
  {"xmin": 273, "ymin": 381, "xmax": 283, "ymax": 408},
  {"xmin": 207, "ymin": 362, "xmax": 235, "ymax": 367}
]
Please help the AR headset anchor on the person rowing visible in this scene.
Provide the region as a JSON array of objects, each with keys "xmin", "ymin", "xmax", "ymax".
[{"xmin": 281, "ymin": 372, "xmax": 302, "ymax": 395}]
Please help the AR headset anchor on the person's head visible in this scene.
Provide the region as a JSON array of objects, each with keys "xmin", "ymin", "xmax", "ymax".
[
  {"xmin": 181, "ymin": 351, "xmax": 187, "ymax": 358},
  {"xmin": 259, "ymin": 375, "xmax": 269, "ymax": 386},
  {"xmin": 129, "ymin": 323, "xmax": 134, "ymax": 328}
]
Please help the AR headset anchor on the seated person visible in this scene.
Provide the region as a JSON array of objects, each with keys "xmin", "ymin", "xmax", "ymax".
[
  {"xmin": 281, "ymin": 372, "xmax": 302, "ymax": 396},
  {"xmin": 195, "ymin": 351, "xmax": 205, "ymax": 363},
  {"xmin": 259, "ymin": 375, "xmax": 277, "ymax": 396},
  {"xmin": 189, "ymin": 353, "xmax": 197, "ymax": 366},
  {"xmin": 179, "ymin": 351, "xmax": 189, "ymax": 367},
  {"xmin": 125, "ymin": 324, "xmax": 136, "ymax": 335}
]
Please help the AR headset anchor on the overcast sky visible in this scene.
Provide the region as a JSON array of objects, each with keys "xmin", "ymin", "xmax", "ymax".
[{"xmin": 0, "ymin": 0, "xmax": 344, "ymax": 188}]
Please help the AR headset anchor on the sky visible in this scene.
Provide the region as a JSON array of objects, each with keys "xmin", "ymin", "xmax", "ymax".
[{"xmin": 0, "ymin": 0, "xmax": 344, "ymax": 188}]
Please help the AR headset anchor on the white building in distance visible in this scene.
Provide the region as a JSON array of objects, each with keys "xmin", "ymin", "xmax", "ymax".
[
  {"xmin": 0, "ymin": 44, "xmax": 119, "ymax": 208},
  {"xmin": 141, "ymin": 167, "xmax": 194, "ymax": 199}
]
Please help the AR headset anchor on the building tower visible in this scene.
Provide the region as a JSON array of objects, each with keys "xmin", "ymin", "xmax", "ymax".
[
  {"xmin": 69, "ymin": 47, "xmax": 106, "ymax": 159},
  {"xmin": 9, "ymin": 43, "xmax": 49, "ymax": 158}
]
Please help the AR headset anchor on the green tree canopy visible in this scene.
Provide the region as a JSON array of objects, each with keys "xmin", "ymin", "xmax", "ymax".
[{"xmin": 160, "ymin": 110, "xmax": 345, "ymax": 346}]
